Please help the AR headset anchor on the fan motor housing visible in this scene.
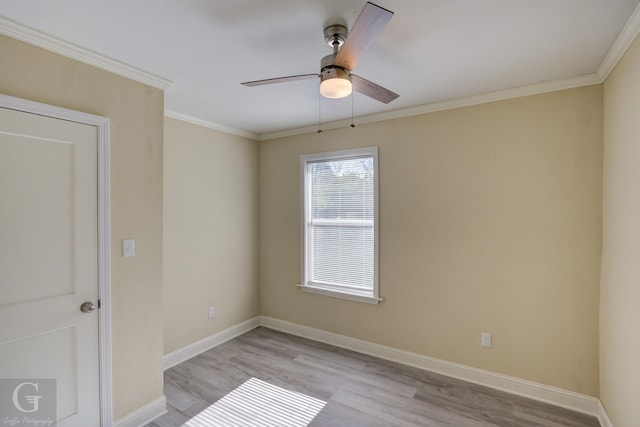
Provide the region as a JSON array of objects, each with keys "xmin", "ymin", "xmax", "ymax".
[
  {"xmin": 321, "ymin": 53, "xmax": 339, "ymax": 70},
  {"xmin": 320, "ymin": 66, "xmax": 351, "ymax": 83}
]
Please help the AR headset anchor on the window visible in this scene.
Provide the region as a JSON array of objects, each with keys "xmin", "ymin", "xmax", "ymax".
[{"xmin": 299, "ymin": 147, "xmax": 381, "ymax": 304}]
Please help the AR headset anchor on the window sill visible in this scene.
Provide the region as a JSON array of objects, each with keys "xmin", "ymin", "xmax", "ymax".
[{"xmin": 297, "ymin": 284, "xmax": 384, "ymax": 305}]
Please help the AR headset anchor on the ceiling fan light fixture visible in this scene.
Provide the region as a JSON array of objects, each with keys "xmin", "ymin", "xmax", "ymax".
[
  {"xmin": 319, "ymin": 66, "xmax": 352, "ymax": 99},
  {"xmin": 320, "ymin": 77, "xmax": 352, "ymax": 99}
]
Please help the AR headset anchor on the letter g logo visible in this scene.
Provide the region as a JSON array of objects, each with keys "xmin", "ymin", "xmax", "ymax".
[{"xmin": 12, "ymin": 381, "xmax": 42, "ymax": 413}]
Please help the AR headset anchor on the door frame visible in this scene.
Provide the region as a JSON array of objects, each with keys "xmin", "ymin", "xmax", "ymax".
[{"xmin": 0, "ymin": 93, "xmax": 113, "ymax": 426}]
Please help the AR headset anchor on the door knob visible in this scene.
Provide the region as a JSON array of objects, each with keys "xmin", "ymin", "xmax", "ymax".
[{"xmin": 80, "ymin": 301, "xmax": 96, "ymax": 313}]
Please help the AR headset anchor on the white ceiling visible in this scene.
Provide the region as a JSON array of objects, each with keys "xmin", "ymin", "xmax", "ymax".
[{"xmin": 1, "ymin": 0, "xmax": 639, "ymax": 137}]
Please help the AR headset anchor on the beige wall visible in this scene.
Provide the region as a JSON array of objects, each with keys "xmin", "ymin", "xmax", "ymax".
[
  {"xmin": 259, "ymin": 86, "xmax": 603, "ymax": 395},
  {"xmin": 1, "ymin": 28, "xmax": 612, "ymax": 420},
  {"xmin": 601, "ymin": 34, "xmax": 640, "ymax": 426},
  {"xmin": 163, "ymin": 118, "xmax": 259, "ymax": 353},
  {"xmin": 0, "ymin": 35, "xmax": 165, "ymax": 419}
]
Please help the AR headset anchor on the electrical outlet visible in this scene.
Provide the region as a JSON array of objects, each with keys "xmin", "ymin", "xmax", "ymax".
[
  {"xmin": 208, "ymin": 306, "xmax": 215, "ymax": 319},
  {"xmin": 481, "ymin": 332, "xmax": 492, "ymax": 348}
]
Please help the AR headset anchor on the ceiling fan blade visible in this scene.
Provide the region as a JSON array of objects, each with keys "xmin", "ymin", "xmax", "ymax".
[
  {"xmin": 352, "ymin": 74, "xmax": 399, "ymax": 104},
  {"xmin": 334, "ymin": 2, "xmax": 394, "ymax": 71},
  {"xmin": 241, "ymin": 74, "xmax": 319, "ymax": 87}
]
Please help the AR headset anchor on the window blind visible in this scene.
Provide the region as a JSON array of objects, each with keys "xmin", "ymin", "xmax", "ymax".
[{"xmin": 308, "ymin": 156, "xmax": 374, "ymax": 291}]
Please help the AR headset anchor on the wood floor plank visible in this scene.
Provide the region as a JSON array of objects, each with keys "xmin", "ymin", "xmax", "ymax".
[
  {"xmin": 293, "ymin": 353, "xmax": 419, "ymax": 398},
  {"xmin": 163, "ymin": 381, "xmax": 208, "ymax": 413},
  {"xmin": 146, "ymin": 327, "xmax": 600, "ymax": 427},
  {"xmin": 309, "ymin": 401, "xmax": 392, "ymax": 427}
]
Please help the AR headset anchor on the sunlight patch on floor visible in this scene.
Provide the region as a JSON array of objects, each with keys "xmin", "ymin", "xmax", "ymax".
[{"xmin": 183, "ymin": 377, "xmax": 327, "ymax": 427}]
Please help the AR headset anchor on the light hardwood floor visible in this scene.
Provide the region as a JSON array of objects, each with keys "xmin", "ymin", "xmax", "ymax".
[{"xmin": 147, "ymin": 327, "xmax": 600, "ymax": 427}]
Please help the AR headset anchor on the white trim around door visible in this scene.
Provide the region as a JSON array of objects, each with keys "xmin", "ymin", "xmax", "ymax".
[{"xmin": 0, "ymin": 93, "xmax": 113, "ymax": 426}]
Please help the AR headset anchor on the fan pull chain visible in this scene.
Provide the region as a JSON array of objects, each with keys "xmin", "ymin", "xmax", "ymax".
[
  {"xmin": 317, "ymin": 91, "xmax": 323, "ymax": 133},
  {"xmin": 350, "ymin": 92, "xmax": 355, "ymax": 128}
]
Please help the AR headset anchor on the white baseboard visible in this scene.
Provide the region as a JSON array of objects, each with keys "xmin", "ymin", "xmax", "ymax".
[
  {"xmin": 114, "ymin": 395, "xmax": 167, "ymax": 427},
  {"xmin": 259, "ymin": 316, "xmax": 603, "ymax": 419},
  {"xmin": 158, "ymin": 315, "xmax": 612, "ymax": 425},
  {"xmin": 163, "ymin": 316, "xmax": 261, "ymax": 370},
  {"xmin": 597, "ymin": 400, "xmax": 614, "ymax": 427}
]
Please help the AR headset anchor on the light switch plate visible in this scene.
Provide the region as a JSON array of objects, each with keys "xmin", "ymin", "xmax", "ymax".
[
  {"xmin": 123, "ymin": 239, "xmax": 135, "ymax": 257},
  {"xmin": 481, "ymin": 332, "xmax": 492, "ymax": 348}
]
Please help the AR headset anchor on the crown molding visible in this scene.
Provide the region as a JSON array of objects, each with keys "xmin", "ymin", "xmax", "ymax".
[
  {"xmin": 0, "ymin": 16, "xmax": 172, "ymax": 90},
  {"xmin": 164, "ymin": 110, "xmax": 259, "ymax": 140},
  {"xmin": 4, "ymin": 3, "xmax": 637, "ymax": 138},
  {"xmin": 165, "ymin": 72, "xmax": 600, "ymax": 141},
  {"xmin": 597, "ymin": 1, "xmax": 640, "ymax": 80},
  {"xmin": 258, "ymin": 73, "xmax": 601, "ymax": 140}
]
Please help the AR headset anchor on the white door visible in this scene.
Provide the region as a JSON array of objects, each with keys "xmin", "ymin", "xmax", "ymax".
[{"xmin": 0, "ymin": 106, "xmax": 101, "ymax": 426}]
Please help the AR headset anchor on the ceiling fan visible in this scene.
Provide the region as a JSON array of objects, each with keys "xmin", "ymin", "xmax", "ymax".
[{"xmin": 241, "ymin": 2, "xmax": 399, "ymax": 104}]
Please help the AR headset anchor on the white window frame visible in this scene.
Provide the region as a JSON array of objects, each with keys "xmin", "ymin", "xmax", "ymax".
[{"xmin": 298, "ymin": 147, "xmax": 382, "ymax": 304}]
